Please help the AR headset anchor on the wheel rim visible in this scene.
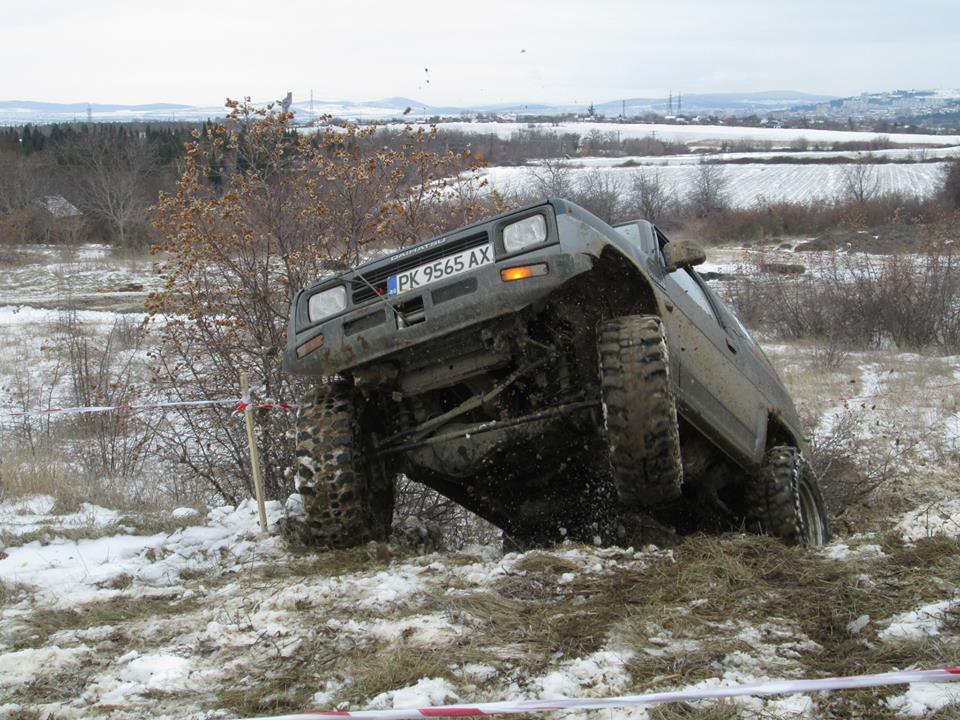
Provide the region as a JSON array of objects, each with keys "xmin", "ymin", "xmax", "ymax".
[{"xmin": 798, "ymin": 478, "xmax": 826, "ymax": 546}]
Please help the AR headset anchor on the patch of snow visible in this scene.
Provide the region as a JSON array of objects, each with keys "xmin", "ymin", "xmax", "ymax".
[
  {"xmin": 312, "ymin": 679, "xmax": 346, "ymax": 708},
  {"xmin": 0, "ymin": 644, "xmax": 90, "ymax": 686},
  {"xmin": 460, "ymin": 663, "xmax": 499, "ymax": 682},
  {"xmin": 885, "ymin": 682, "xmax": 960, "ymax": 716},
  {"xmin": 87, "ymin": 651, "xmax": 196, "ymax": 705},
  {"xmin": 846, "ymin": 614, "xmax": 871, "ymax": 635},
  {"xmin": 0, "ymin": 495, "xmax": 120, "ymax": 538},
  {"xmin": 368, "ymin": 677, "xmax": 459, "ymax": 710},
  {"xmin": 0, "ymin": 498, "xmax": 289, "ymax": 603},
  {"xmin": 821, "ymin": 542, "xmax": 885, "ymax": 561},
  {"xmin": 533, "ymin": 650, "xmax": 634, "ymax": 699},
  {"xmin": 897, "ymin": 499, "xmax": 960, "ymax": 541},
  {"xmin": 879, "ymin": 598, "xmax": 959, "ymax": 641}
]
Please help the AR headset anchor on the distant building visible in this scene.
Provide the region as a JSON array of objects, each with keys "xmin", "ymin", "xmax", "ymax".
[{"xmin": 35, "ymin": 195, "xmax": 82, "ymax": 219}]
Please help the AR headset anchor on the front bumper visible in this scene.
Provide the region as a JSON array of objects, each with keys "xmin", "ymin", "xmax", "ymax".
[{"xmin": 283, "ymin": 250, "xmax": 594, "ymax": 376}]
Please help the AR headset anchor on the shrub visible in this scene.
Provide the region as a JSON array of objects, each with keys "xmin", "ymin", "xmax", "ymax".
[
  {"xmin": 728, "ymin": 237, "xmax": 960, "ymax": 351},
  {"xmin": 147, "ymin": 99, "xmax": 499, "ymax": 503}
]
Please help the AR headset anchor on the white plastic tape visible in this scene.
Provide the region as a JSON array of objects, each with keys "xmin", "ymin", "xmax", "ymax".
[
  {"xmin": 250, "ymin": 667, "xmax": 960, "ymax": 720},
  {"xmin": 4, "ymin": 397, "xmax": 296, "ymax": 418},
  {"xmin": 5, "ymin": 398, "xmax": 238, "ymax": 418}
]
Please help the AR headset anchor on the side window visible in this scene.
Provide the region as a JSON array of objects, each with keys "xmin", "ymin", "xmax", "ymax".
[
  {"xmin": 669, "ymin": 268, "xmax": 717, "ymax": 321},
  {"xmin": 614, "ymin": 222, "xmax": 657, "ymax": 254}
]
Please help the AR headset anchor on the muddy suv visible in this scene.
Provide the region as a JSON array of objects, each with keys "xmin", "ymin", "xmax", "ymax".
[{"xmin": 284, "ymin": 199, "xmax": 829, "ymax": 548}]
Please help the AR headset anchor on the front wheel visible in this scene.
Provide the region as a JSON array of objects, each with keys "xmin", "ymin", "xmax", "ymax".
[
  {"xmin": 746, "ymin": 446, "xmax": 829, "ymax": 546},
  {"xmin": 598, "ymin": 315, "xmax": 683, "ymax": 508},
  {"xmin": 293, "ymin": 382, "xmax": 394, "ymax": 548}
]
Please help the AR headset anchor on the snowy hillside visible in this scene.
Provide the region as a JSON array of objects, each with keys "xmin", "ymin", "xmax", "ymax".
[
  {"xmin": 398, "ymin": 121, "xmax": 960, "ymax": 148},
  {"xmin": 482, "ymin": 162, "xmax": 949, "ymax": 207}
]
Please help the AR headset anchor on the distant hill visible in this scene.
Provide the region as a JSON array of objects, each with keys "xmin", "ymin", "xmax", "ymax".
[
  {"xmin": 7, "ymin": 90, "xmax": 960, "ymax": 125},
  {"xmin": 0, "ymin": 100, "xmax": 192, "ymax": 113}
]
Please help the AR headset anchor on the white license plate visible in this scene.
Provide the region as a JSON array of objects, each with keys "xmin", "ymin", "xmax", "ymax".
[{"xmin": 387, "ymin": 244, "xmax": 494, "ymax": 297}]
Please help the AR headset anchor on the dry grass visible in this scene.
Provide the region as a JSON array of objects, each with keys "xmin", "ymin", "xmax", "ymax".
[
  {"xmin": 648, "ymin": 702, "xmax": 740, "ymax": 720},
  {"xmin": 0, "ymin": 442, "xmax": 85, "ymax": 503},
  {"xmin": 435, "ymin": 534, "xmax": 958, "ymax": 716},
  {"xmin": 0, "ymin": 579, "xmax": 31, "ymax": 608},
  {"xmin": 252, "ymin": 542, "xmax": 409, "ymax": 581},
  {"xmin": 335, "ymin": 645, "xmax": 458, "ymax": 706},
  {"xmin": 7, "ymin": 593, "xmax": 198, "ymax": 650}
]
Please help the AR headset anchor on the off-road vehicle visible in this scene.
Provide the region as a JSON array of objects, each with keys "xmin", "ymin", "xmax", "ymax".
[{"xmin": 283, "ymin": 199, "xmax": 829, "ymax": 548}]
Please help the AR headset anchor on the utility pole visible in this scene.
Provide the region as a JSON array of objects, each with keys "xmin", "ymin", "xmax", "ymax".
[
  {"xmin": 621, "ymin": 99, "xmax": 626, "ymax": 119},
  {"xmin": 310, "ymin": 89, "xmax": 314, "ymax": 114},
  {"xmin": 668, "ymin": 91, "xmax": 673, "ymax": 115},
  {"xmin": 678, "ymin": 93, "xmax": 682, "ymax": 116}
]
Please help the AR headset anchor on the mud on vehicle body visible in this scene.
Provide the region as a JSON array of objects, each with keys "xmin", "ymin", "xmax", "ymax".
[{"xmin": 284, "ymin": 199, "xmax": 829, "ymax": 548}]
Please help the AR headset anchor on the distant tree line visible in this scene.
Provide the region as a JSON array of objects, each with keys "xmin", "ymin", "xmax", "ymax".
[
  {"xmin": 2, "ymin": 117, "xmax": 959, "ymax": 250},
  {"xmin": 0, "ymin": 122, "xmax": 198, "ymax": 247}
]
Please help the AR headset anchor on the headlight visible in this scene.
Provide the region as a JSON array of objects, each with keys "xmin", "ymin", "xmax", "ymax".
[
  {"xmin": 308, "ymin": 286, "xmax": 347, "ymax": 322},
  {"xmin": 503, "ymin": 214, "xmax": 547, "ymax": 253}
]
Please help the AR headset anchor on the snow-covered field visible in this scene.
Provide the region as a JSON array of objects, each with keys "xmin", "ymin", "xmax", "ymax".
[
  {"xmin": 483, "ymin": 162, "xmax": 948, "ymax": 207},
  {"xmin": 0, "ymin": 244, "xmax": 156, "ymax": 312},
  {"xmin": 397, "ymin": 121, "xmax": 960, "ymax": 148}
]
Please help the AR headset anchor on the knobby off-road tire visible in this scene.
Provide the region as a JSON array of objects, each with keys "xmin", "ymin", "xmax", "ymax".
[
  {"xmin": 293, "ymin": 382, "xmax": 394, "ymax": 548},
  {"xmin": 598, "ymin": 315, "xmax": 683, "ymax": 508},
  {"xmin": 746, "ymin": 445, "xmax": 830, "ymax": 546}
]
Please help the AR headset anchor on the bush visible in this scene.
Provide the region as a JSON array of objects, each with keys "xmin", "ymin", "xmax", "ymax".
[
  {"xmin": 728, "ymin": 237, "xmax": 960, "ymax": 351},
  {"xmin": 147, "ymin": 100, "xmax": 499, "ymax": 503}
]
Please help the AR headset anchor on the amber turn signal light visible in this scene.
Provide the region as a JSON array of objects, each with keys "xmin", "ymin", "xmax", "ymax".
[
  {"xmin": 296, "ymin": 333, "xmax": 325, "ymax": 358},
  {"xmin": 500, "ymin": 263, "xmax": 548, "ymax": 282}
]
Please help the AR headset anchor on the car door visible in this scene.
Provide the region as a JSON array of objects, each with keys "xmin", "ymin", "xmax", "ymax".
[{"xmin": 657, "ymin": 255, "xmax": 765, "ymax": 464}]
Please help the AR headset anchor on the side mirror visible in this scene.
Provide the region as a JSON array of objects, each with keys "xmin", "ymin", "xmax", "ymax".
[{"xmin": 662, "ymin": 240, "xmax": 706, "ymax": 272}]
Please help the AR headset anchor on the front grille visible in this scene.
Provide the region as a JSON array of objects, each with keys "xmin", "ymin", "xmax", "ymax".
[{"xmin": 350, "ymin": 232, "xmax": 490, "ymax": 304}]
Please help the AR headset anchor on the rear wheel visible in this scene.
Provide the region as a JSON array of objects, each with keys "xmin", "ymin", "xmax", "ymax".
[
  {"xmin": 746, "ymin": 446, "xmax": 829, "ymax": 546},
  {"xmin": 598, "ymin": 315, "xmax": 683, "ymax": 508},
  {"xmin": 293, "ymin": 382, "xmax": 394, "ymax": 548}
]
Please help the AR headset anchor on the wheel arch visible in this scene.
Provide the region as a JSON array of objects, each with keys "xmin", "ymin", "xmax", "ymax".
[
  {"xmin": 555, "ymin": 246, "xmax": 662, "ymax": 319},
  {"xmin": 764, "ymin": 411, "xmax": 804, "ymax": 452}
]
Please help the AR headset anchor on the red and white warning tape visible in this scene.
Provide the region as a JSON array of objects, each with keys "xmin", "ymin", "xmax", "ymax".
[
  {"xmin": 3, "ymin": 397, "xmax": 296, "ymax": 418},
  {"xmin": 250, "ymin": 667, "xmax": 960, "ymax": 720}
]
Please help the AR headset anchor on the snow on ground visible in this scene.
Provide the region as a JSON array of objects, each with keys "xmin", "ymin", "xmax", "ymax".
[
  {"xmin": 0, "ymin": 243, "xmax": 157, "ymax": 311},
  {"xmin": 482, "ymin": 161, "xmax": 947, "ymax": 207},
  {"xmin": 879, "ymin": 598, "xmax": 960, "ymax": 642},
  {"xmin": 898, "ymin": 499, "xmax": 960, "ymax": 541},
  {"xmin": 0, "ymin": 495, "xmax": 119, "ymax": 538},
  {"xmin": 886, "ymin": 683, "xmax": 960, "ymax": 717},
  {"xmin": 391, "ymin": 121, "xmax": 960, "ymax": 147},
  {"xmin": 0, "ymin": 498, "xmax": 287, "ymax": 599},
  {"xmin": 1, "ymin": 490, "xmax": 958, "ymax": 718},
  {"xmin": 565, "ymin": 145, "xmax": 960, "ymax": 166}
]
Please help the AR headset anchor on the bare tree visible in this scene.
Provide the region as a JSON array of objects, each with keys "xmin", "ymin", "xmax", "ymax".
[
  {"xmin": 688, "ymin": 161, "xmax": 729, "ymax": 218},
  {"xmin": 629, "ymin": 169, "xmax": 673, "ymax": 222},
  {"xmin": 0, "ymin": 153, "xmax": 46, "ymax": 213},
  {"xmin": 149, "ymin": 102, "xmax": 495, "ymax": 502},
  {"xmin": 526, "ymin": 158, "xmax": 575, "ymax": 198},
  {"xmin": 63, "ymin": 131, "xmax": 157, "ymax": 247},
  {"xmin": 841, "ymin": 154, "xmax": 881, "ymax": 205},
  {"xmin": 572, "ymin": 169, "xmax": 624, "ymax": 223},
  {"xmin": 941, "ymin": 157, "xmax": 960, "ymax": 211}
]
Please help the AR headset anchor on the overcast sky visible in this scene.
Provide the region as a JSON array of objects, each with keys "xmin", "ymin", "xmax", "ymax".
[{"xmin": 4, "ymin": 0, "xmax": 958, "ymax": 106}]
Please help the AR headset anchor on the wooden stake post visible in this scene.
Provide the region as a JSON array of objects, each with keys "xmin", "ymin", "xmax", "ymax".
[{"xmin": 240, "ymin": 371, "xmax": 269, "ymax": 534}]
